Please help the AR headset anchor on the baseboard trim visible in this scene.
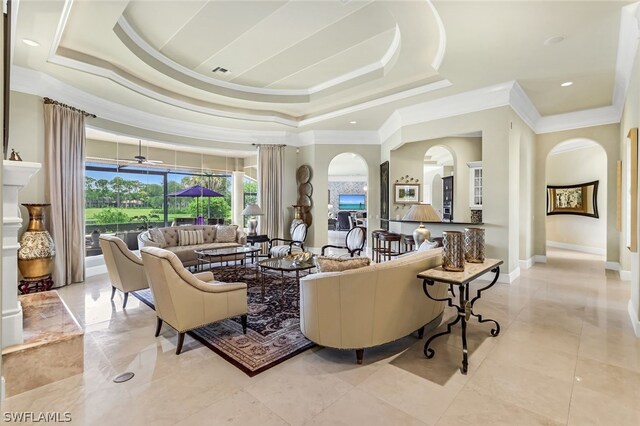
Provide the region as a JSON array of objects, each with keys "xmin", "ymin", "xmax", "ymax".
[
  {"xmin": 628, "ymin": 300, "xmax": 640, "ymax": 337},
  {"xmin": 546, "ymin": 241, "xmax": 606, "ymax": 256},
  {"xmin": 620, "ymin": 270, "xmax": 631, "ymax": 281},
  {"xmin": 477, "ymin": 266, "xmax": 520, "ymax": 284},
  {"xmin": 534, "ymin": 255, "xmax": 547, "ymax": 263},
  {"xmin": 605, "ymin": 261, "xmax": 620, "ymax": 271},
  {"xmin": 519, "ymin": 257, "xmax": 534, "ymax": 270}
]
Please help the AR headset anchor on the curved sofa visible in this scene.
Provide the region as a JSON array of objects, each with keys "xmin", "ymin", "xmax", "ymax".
[
  {"xmin": 138, "ymin": 225, "xmax": 247, "ymax": 267},
  {"xmin": 299, "ymin": 249, "xmax": 447, "ymax": 363}
]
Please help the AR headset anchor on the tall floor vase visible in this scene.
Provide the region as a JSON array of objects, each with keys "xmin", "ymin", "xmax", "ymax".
[{"xmin": 17, "ymin": 204, "xmax": 55, "ymax": 293}]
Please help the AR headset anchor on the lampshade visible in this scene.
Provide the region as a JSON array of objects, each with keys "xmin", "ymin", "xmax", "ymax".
[
  {"xmin": 403, "ymin": 204, "xmax": 441, "ymax": 249},
  {"xmin": 402, "ymin": 204, "xmax": 441, "ymax": 222},
  {"xmin": 242, "ymin": 204, "xmax": 264, "ymax": 216}
]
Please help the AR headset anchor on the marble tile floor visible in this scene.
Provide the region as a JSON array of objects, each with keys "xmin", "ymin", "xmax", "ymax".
[{"xmin": 2, "ymin": 247, "xmax": 639, "ymax": 425}]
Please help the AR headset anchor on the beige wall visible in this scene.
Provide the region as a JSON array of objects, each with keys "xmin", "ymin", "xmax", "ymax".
[
  {"xmin": 293, "ymin": 144, "xmax": 380, "ymax": 249},
  {"xmin": 514, "ymin": 111, "xmax": 536, "ymax": 263},
  {"xmin": 545, "ymin": 145, "xmax": 608, "ymax": 253},
  {"xmin": 10, "ymin": 92, "xmax": 46, "ymax": 234},
  {"xmin": 382, "ymin": 107, "xmax": 518, "ymax": 273},
  {"xmin": 620, "ymin": 43, "xmax": 640, "ymax": 323},
  {"xmin": 390, "ymin": 137, "xmax": 482, "ymax": 222},
  {"xmin": 534, "ymin": 124, "xmax": 620, "ymax": 264}
]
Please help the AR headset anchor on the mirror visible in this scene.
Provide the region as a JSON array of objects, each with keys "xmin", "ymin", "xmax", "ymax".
[{"xmin": 546, "ymin": 181, "xmax": 599, "ymax": 218}]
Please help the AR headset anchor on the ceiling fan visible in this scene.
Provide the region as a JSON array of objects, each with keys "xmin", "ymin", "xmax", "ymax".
[{"xmin": 121, "ymin": 140, "xmax": 163, "ymax": 166}]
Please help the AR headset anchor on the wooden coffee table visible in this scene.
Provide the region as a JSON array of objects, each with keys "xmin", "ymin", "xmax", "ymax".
[{"xmin": 257, "ymin": 257, "xmax": 315, "ymax": 301}]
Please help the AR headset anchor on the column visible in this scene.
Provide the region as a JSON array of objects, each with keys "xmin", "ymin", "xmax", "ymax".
[
  {"xmin": 232, "ymin": 171, "xmax": 245, "ymax": 228},
  {"xmin": 2, "ymin": 161, "xmax": 41, "ymax": 348}
]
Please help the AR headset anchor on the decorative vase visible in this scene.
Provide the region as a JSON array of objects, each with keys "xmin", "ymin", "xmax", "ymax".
[
  {"xmin": 18, "ymin": 204, "xmax": 56, "ymax": 280},
  {"xmin": 464, "ymin": 227, "xmax": 485, "ymax": 263},
  {"xmin": 470, "ymin": 209, "xmax": 482, "ymax": 224},
  {"xmin": 442, "ymin": 231, "xmax": 465, "ymax": 271}
]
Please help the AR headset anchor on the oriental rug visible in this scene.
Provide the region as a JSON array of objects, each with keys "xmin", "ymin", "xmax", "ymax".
[{"xmin": 133, "ymin": 265, "xmax": 314, "ymax": 376}]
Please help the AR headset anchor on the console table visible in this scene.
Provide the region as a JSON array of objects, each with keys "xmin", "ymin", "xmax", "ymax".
[{"xmin": 417, "ymin": 258, "xmax": 503, "ymax": 374}]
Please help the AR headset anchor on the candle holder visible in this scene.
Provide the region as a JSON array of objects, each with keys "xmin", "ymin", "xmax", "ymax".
[
  {"xmin": 464, "ymin": 227, "xmax": 485, "ymax": 263},
  {"xmin": 442, "ymin": 231, "xmax": 465, "ymax": 271}
]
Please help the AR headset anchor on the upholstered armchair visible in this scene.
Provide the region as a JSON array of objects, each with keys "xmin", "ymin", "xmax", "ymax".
[
  {"xmin": 268, "ymin": 222, "xmax": 308, "ymax": 258},
  {"xmin": 321, "ymin": 226, "xmax": 367, "ymax": 257},
  {"xmin": 99, "ymin": 235, "xmax": 149, "ymax": 308},
  {"xmin": 140, "ymin": 247, "xmax": 248, "ymax": 354}
]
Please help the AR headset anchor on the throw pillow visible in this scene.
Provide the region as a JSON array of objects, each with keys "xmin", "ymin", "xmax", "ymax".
[
  {"xmin": 316, "ymin": 256, "xmax": 371, "ymax": 273},
  {"xmin": 216, "ymin": 225, "xmax": 237, "ymax": 243},
  {"xmin": 418, "ymin": 240, "xmax": 440, "ymax": 251},
  {"xmin": 178, "ymin": 229, "xmax": 204, "ymax": 246},
  {"xmin": 148, "ymin": 228, "xmax": 167, "ymax": 248}
]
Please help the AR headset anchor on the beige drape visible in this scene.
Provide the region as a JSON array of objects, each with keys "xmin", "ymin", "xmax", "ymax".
[
  {"xmin": 257, "ymin": 145, "xmax": 285, "ymax": 239},
  {"xmin": 44, "ymin": 103, "xmax": 86, "ymax": 286}
]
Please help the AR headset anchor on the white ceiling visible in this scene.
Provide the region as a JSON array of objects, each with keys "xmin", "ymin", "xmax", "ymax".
[{"xmin": 10, "ymin": 0, "xmax": 634, "ymax": 141}]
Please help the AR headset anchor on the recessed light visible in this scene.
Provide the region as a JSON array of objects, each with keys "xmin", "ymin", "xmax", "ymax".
[
  {"xmin": 561, "ymin": 81, "xmax": 573, "ymax": 87},
  {"xmin": 349, "ymin": 121, "xmax": 357, "ymax": 124},
  {"xmin": 22, "ymin": 39, "xmax": 39, "ymax": 47},
  {"xmin": 544, "ymin": 36, "xmax": 565, "ymax": 46}
]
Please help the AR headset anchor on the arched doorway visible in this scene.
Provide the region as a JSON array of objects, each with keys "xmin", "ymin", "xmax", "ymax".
[
  {"xmin": 423, "ymin": 146, "xmax": 454, "ymax": 218},
  {"xmin": 545, "ymin": 139, "xmax": 608, "ymax": 265},
  {"xmin": 327, "ymin": 153, "xmax": 369, "ymax": 247}
]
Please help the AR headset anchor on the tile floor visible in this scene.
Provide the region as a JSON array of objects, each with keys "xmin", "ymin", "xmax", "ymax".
[{"xmin": 2, "ymin": 247, "xmax": 639, "ymax": 425}]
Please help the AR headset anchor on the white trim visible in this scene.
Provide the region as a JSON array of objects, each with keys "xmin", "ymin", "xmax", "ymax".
[
  {"xmin": 519, "ymin": 257, "xmax": 535, "ymax": 270},
  {"xmin": 509, "ymin": 81, "xmax": 541, "ymax": 131},
  {"xmin": 605, "ymin": 261, "xmax": 620, "ymax": 271},
  {"xmin": 476, "ymin": 266, "xmax": 520, "ymax": 284},
  {"xmin": 628, "ymin": 300, "xmax": 640, "ymax": 337},
  {"xmin": 534, "ymin": 255, "xmax": 547, "ymax": 263},
  {"xmin": 535, "ymin": 106, "xmax": 621, "ymax": 134},
  {"xmin": 620, "ymin": 270, "xmax": 632, "ymax": 281},
  {"xmin": 546, "ymin": 241, "xmax": 606, "ymax": 256},
  {"xmin": 427, "ymin": 0, "xmax": 447, "ymax": 71},
  {"xmin": 613, "ymin": 3, "xmax": 640, "ymax": 115}
]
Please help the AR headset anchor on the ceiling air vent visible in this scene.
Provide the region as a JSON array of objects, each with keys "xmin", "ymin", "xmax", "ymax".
[{"xmin": 212, "ymin": 66, "xmax": 229, "ymax": 74}]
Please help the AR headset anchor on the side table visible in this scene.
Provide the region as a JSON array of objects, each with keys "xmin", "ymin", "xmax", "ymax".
[{"xmin": 417, "ymin": 258, "xmax": 503, "ymax": 374}]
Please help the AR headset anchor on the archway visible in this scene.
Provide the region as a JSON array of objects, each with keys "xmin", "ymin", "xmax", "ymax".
[
  {"xmin": 327, "ymin": 153, "xmax": 369, "ymax": 247},
  {"xmin": 545, "ymin": 139, "xmax": 608, "ymax": 265},
  {"xmin": 423, "ymin": 146, "xmax": 454, "ymax": 218}
]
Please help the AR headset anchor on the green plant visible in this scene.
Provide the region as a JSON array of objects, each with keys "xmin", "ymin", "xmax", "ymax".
[
  {"xmin": 131, "ymin": 214, "xmax": 161, "ymax": 230},
  {"xmin": 93, "ymin": 208, "xmax": 130, "ymax": 225}
]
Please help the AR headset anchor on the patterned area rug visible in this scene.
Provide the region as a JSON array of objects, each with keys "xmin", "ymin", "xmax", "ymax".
[{"xmin": 133, "ymin": 264, "xmax": 315, "ymax": 376}]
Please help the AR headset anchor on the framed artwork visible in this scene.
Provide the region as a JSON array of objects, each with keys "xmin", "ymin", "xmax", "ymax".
[
  {"xmin": 627, "ymin": 128, "xmax": 638, "ymax": 252},
  {"xmin": 617, "ymin": 160, "xmax": 622, "ymax": 232},
  {"xmin": 546, "ymin": 181, "xmax": 599, "ymax": 218},
  {"xmin": 394, "ymin": 183, "xmax": 420, "ymax": 204},
  {"xmin": 380, "ymin": 162, "xmax": 389, "ymax": 230}
]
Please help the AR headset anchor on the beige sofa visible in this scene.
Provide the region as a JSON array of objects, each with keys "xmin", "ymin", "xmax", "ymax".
[
  {"xmin": 138, "ymin": 225, "xmax": 247, "ymax": 267},
  {"xmin": 299, "ymin": 248, "xmax": 447, "ymax": 364}
]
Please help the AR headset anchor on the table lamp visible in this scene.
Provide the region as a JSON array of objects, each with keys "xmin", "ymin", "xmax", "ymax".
[
  {"xmin": 402, "ymin": 203, "xmax": 441, "ymax": 247},
  {"xmin": 242, "ymin": 204, "xmax": 264, "ymax": 236}
]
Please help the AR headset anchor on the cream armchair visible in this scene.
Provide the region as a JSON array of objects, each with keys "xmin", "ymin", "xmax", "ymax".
[
  {"xmin": 99, "ymin": 235, "xmax": 149, "ymax": 308},
  {"xmin": 140, "ymin": 247, "xmax": 248, "ymax": 354}
]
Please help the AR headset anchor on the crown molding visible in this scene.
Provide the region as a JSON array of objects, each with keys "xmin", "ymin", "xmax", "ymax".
[{"xmin": 11, "ymin": 66, "xmax": 289, "ymax": 145}]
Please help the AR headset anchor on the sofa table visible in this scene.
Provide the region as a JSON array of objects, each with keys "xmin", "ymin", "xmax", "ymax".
[{"xmin": 417, "ymin": 258, "xmax": 503, "ymax": 374}]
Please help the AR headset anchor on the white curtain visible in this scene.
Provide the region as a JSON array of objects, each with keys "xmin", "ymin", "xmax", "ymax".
[
  {"xmin": 44, "ymin": 101, "xmax": 86, "ymax": 286},
  {"xmin": 257, "ymin": 145, "xmax": 285, "ymax": 239}
]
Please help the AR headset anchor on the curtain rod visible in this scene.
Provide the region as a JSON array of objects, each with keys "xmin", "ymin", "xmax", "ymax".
[
  {"xmin": 251, "ymin": 143, "xmax": 287, "ymax": 147},
  {"xmin": 43, "ymin": 97, "xmax": 97, "ymax": 118}
]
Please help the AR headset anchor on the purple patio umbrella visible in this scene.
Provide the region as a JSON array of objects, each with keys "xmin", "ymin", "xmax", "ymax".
[{"xmin": 169, "ymin": 185, "xmax": 223, "ymax": 222}]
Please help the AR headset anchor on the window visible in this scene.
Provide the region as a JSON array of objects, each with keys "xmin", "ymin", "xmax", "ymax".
[
  {"xmin": 243, "ymin": 176, "xmax": 258, "ymax": 227},
  {"xmin": 85, "ymin": 162, "xmax": 233, "ymax": 256}
]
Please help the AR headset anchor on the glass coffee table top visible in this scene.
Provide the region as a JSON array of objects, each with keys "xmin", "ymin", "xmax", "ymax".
[
  {"xmin": 258, "ymin": 257, "xmax": 315, "ymax": 271},
  {"xmin": 195, "ymin": 246, "xmax": 260, "ymax": 256}
]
